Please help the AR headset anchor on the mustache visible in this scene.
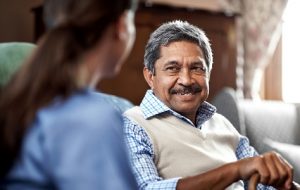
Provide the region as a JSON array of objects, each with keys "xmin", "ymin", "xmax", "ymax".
[{"xmin": 170, "ymin": 85, "xmax": 202, "ymax": 94}]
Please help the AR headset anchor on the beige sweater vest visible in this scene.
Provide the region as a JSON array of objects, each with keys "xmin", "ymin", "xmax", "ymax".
[{"xmin": 125, "ymin": 106, "xmax": 244, "ymax": 189}]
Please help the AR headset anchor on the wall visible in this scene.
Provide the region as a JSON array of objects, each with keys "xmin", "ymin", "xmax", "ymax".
[
  {"xmin": 0, "ymin": 0, "xmax": 222, "ymax": 43},
  {"xmin": 0, "ymin": 0, "xmax": 42, "ymax": 42}
]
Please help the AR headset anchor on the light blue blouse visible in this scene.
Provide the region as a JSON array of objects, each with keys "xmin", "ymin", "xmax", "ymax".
[{"xmin": 4, "ymin": 89, "xmax": 137, "ymax": 190}]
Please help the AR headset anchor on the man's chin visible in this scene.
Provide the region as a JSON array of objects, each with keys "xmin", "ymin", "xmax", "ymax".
[{"xmin": 172, "ymin": 103, "xmax": 198, "ymax": 114}]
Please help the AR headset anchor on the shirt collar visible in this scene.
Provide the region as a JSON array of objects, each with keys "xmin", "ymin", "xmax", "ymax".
[{"xmin": 140, "ymin": 89, "xmax": 216, "ymax": 128}]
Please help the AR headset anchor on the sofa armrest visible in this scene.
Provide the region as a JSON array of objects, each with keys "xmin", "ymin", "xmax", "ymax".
[
  {"xmin": 212, "ymin": 87, "xmax": 246, "ymax": 135},
  {"xmin": 239, "ymin": 100, "xmax": 300, "ymax": 154},
  {"xmin": 264, "ymin": 138, "xmax": 300, "ymax": 183}
]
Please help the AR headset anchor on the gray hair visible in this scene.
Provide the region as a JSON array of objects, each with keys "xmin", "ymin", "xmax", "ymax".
[{"xmin": 144, "ymin": 20, "xmax": 213, "ymax": 74}]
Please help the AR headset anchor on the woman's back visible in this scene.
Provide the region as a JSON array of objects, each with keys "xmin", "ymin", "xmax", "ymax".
[
  {"xmin": 3, "ymin": 89, "xmax": 137, "ymax": 189},
  {"xmin": 0, "ymin": 0, "xmax": 138, "ymax": 188}
]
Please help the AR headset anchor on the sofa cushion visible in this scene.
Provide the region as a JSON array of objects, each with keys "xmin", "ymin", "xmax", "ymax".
[
  {"xmin": 212, "ymin": 87, "xmax": 246, "ymax": 135},
  {"xmin": 264, "ymin": 138, "xmax": 300, "ymax": 183},
  {"xmin": 240, "ymin": 100, "xmax": 300, "ymax": 154}
]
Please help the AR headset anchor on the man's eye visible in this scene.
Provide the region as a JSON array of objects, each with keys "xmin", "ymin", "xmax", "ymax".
[
  {"xmin": 192, "ymin": 66, "xmax": 206, "ymax": 72},
  {"xmin": 166, "ymin": 67, "xmax": 180, "ymax": 71}
]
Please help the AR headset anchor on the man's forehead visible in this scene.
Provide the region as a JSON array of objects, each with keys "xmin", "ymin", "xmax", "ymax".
[
  {"xmin": 159, "ymin": 41, "xmax": 202, "ymax": 54},
  {"xmin": 157, "ymin": 44, "xmax": 204, "ymax": 62},
  {"xmin": 158, "ymin": 55, "xmax": 204, "ymax": 63}
]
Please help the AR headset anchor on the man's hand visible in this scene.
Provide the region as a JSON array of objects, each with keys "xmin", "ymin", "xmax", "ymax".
[
  {"xmin": 238, "ymin": 151, "xmax": 294, "ymax": 190},
  {"xmin": 177, "ymin": 151, "xmax": 297, "ymax": 190}
]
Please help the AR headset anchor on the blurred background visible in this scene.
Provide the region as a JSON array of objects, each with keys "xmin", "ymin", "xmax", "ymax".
[{"xmin": 0, "ymin": 0, "xmax": 298, "ymax": 105}]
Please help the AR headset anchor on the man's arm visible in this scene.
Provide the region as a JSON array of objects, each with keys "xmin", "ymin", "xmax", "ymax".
[
  {"xmin": 177, "ymin": 136, "xmax": 298, "ymax": 190},
  {"xmin": 124, "ymin": 117, "xmax": 180, "ymax": 189},
  {"xmin": 177, "ymin": 151, "xmax": 294, "ymax": 190}
]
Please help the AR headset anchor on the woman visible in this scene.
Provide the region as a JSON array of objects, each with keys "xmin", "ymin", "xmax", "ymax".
[{"xmin": 0, "ymin": 0, "xmax": 138, "ymax": 189}]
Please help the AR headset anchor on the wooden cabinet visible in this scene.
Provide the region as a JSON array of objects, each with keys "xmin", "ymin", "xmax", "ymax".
[{"xmin": 33, "ymin": 4, "xmax": 238, "ymax": 105}]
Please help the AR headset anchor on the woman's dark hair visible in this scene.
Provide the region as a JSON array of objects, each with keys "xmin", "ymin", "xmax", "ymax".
[{"xmin": 0, "ymin": 0, "xmax": 137, "ymax": 178}]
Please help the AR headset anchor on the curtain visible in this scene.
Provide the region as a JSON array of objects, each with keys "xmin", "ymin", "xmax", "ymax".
[{"xmin": 229, "ymin": 0, "xmax": 288, "ymax": 99}]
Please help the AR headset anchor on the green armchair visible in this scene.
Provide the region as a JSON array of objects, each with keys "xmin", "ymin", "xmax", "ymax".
[{"xmin": 0, "ymin": 42, "xmax": 36, "ymax": 88}]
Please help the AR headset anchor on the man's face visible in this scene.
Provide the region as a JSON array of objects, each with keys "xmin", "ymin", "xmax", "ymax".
[{"xmin": 143, "ymin": 41, "xmax": 210, "ymax": 122}]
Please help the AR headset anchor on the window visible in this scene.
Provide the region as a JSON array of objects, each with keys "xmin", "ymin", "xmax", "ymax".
[{"xmin": 282, "ymin": 0, "xmax": 300, "ymax": 102}]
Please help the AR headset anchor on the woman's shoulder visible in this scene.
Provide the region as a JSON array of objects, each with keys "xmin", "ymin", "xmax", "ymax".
[
  {"xmin": 7, "ymin": 91, "xmax": 126, "ymax": 188},
  {"xmin": 36, "ymin": 90, "xmax": 123, "ymax": 133}
]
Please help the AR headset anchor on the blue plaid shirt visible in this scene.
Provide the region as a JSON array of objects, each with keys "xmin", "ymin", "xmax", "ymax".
[{"xmin": 124, "ymin": 90, "xmax": 275, "ymax": 190}]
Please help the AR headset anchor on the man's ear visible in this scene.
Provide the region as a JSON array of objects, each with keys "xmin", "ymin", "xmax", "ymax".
[{"xmin": 143, "ymin": 67, "xmax": 154, "ymax": 89}]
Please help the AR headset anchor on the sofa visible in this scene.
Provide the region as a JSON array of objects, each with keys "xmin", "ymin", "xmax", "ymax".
[{"xmin": 212, "ymin": 87, "xmax": 300, "ymax": 182}]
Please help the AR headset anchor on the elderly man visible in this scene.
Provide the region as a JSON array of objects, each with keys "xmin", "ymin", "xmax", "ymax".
[{"xmin": 124, "ymin": 20, "xmax": 299, "ymax": 190}]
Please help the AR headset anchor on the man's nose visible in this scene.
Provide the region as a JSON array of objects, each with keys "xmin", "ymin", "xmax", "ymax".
[{"xmin": 178, "ymin": 69, "xmax": 193, "ymax": 85}]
